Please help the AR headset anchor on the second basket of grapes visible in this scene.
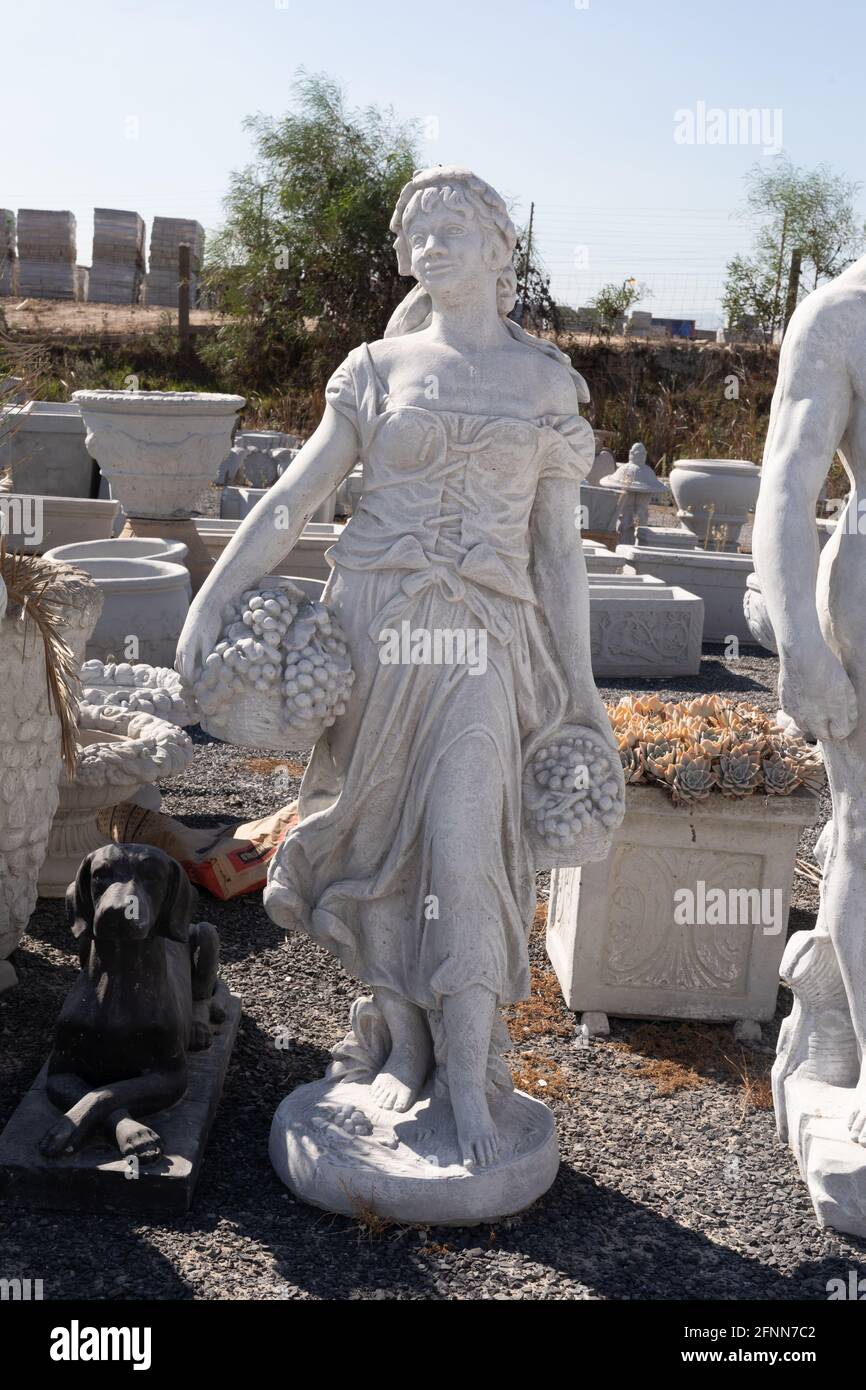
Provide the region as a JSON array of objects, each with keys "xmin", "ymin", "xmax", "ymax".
[{"xmin": 193, "ymin": 578, "xmax": 355, "ymax": 751}]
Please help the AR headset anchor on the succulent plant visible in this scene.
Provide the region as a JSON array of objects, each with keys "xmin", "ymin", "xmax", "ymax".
[{"xmin": 604, "ymin": 696, "xmax": 821, "ymax": 804}]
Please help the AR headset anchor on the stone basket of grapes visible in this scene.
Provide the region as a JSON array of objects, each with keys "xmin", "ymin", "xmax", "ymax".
[
  {"xmin": 523, "ymin": 725, "xmax": 625, "ymax": 870},
  {"xmin": 193, "ymin": 578, "xmax": 355, "ymax": 751}
]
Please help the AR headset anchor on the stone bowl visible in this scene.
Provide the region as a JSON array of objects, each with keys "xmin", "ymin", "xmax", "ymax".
[
  {"xmin": 55, "ymin": 556, "xmax": 191, "ymax": 667},
  {"xmin": 44, "ymin": 536, "xmax": 189, "ymax": 567},
  {"xmin": 669, "ymin": 459, "xmax": 760, "ymax": 548}
]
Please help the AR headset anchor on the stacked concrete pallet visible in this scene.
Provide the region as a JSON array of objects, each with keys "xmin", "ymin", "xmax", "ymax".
[
  {"xmin": 88, "ymin": 208, "xmax": 145, "ymax": 304},
  {"xmin": 145, "ymin": 217, "xmax": 204, "ymax": 307},
  {"xmin": 0, "ymin": 210, "xmax": 15, "ymax": 294},
  {"xmin": 16, "ymin": 209, "xmax": 78, "ymax": 299}
]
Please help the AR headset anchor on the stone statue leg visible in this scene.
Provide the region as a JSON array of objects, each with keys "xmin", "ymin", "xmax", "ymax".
[
  {"xmin": 370, "ymin": 987, "xmax": 432, "ymax": 1113},
  {"xmin": 426, "ymin": 730, "xmax": 508, "ymax": 1169},
  {"xmin": 819, "ymin": 725, "xmax": 866, "ymax": 1140},
  {"xmin": 443, "ymin": 985, "xmax": 499, "ymax": 1168}
]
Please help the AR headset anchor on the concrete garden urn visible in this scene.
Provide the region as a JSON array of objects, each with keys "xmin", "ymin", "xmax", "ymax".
[
  {"xmin": 669, "ymin": 459, "xmax": 760, "ymax": 551},
  {"xmin": 49, "ymin": 556, "xmax": 191, "ymax": 667},
  {"xmin": 38, "ymin": 703, "xmax": 193, "ymax": 898},
  {"xmin": 0, "ymin": 560, "xmax": 102, "ymax": 991},
  {"xmin": 72, "ymin": 390, "xmax": 244, "ymax": 592}
]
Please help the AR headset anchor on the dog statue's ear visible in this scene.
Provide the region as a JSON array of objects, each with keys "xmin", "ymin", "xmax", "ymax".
[
  {"xmin": 156, "ymin": 856, "xmax": 197, "ymax": 944},
  {"xmin": 66, "ymin": 854, "xmax": 94, "ymax": 965}
]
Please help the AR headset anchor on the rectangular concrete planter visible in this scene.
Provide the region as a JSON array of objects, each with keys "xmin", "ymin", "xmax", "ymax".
[
  {"xmin": 546, "ymin": 783, "xmax": 819, "ymax": 1024},
  {"xmin": 8, "ymin": 401, "xmax": 98, "ymax": 498},
  {"xmin": 588, "ymin": 582, "xmax": 703, "ymax": 677},
  {"xmin": 617, "ymin": 543, "xmax": 754, "ymax": 644},
  {"xmin": 194, "ymin": 519, "xmax": 343, "ymax": 583}
]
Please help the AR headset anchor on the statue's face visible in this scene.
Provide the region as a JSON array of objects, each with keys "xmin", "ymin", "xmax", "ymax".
[{"xmin": 404, "ymin": 202, "xmax": 490, "ymax": 300}]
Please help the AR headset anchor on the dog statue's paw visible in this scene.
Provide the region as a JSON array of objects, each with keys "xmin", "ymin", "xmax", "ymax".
[
  {"xmin": 190, "ymin": 1019, "xmax": 213, "ymax": 1051},
  {"xmin": 40, "ymin": 1115, "xmax": 80, "ymax": 1159},
  {"xmin": 115, "ymin": 1117, "xmax": 163, "ymax": 1164}
]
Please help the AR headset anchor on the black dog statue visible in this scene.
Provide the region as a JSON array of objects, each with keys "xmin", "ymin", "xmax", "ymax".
[{"xmin": 40, "ymin": 844, "xmax": 225, "ymax": 1165}]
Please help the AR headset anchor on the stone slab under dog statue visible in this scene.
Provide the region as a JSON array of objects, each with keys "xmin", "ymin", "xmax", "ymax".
[
  {"xmin": 177, "ymin": 167, "xmax": 625, "ymax": 1224},
  {"xmin": 0, "ymin": 845, "xmax": 239, "ymax": 1214},
  {"xmin": 754, "ymin": 252, "xmax": 866, "ymax": 1238}
]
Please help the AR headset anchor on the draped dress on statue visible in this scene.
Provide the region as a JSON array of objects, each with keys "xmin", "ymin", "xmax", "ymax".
[{"xmin": 264, "ymin": 342, "xmax": 595, "ymax": 1011}]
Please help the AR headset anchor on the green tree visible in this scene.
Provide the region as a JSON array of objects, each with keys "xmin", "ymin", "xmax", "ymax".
[
  {"xmin": 723, "ymin": 157, "xmax": 866, "ymax": 340},
  {"xmin": 203, "ymin": 72, "xmax": 419, "ymax": 391},
  {"xmin": 589, "ymin": 278, "xmax": 650, "ymax": 336}
]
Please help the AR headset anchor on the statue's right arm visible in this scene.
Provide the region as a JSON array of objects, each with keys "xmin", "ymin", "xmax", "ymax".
[
  {"xmin": 752, "ymin": 295, "xmax": 857, "ymax": 740},
  {"xmin": 176, "ymin": 404, "xmax": 359, "ymax": 683}
]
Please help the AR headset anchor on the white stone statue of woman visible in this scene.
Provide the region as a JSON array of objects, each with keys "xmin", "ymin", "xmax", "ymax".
[{"xmin": 177, "ymin": 167, "xmax": 618, "ymax": 1214}]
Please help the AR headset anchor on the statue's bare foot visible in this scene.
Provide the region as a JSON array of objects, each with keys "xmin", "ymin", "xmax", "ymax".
[
  {"xmin": 451, "ymin": 1088, "xmax": 499, "ymax": 1169},
  {"xmin": 370, "ymin": 999, "xmax": 431, "ymax": 1112},
  {"xmin": 115, "ymin": 1116, "xmax": 162, "ymax": 1164},
  {"xmin": 40, "ymin": 1114, "xmax": 82, "ymax": 1159}
]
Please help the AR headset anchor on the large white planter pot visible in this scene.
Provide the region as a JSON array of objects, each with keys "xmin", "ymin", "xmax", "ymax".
[
  {"xmin": 6, "ymin": 400, "xmax": 98, "ymax": 498},
  {"xmin": 547, "ymin": 783, "xmax": 819, "ymax": 1026},
  {"xmin": 0, "ymin": 563, "xmax": 102, "ymax": 985},
  {"xmin": 72, "ymin": 389, "xmax": 244, "ymax": 592},
  {"xmin": 43, "ymin": 536, "xmax": 189, "ymax": 568},
  {"xmin": 0, "ymin": 494, "xmax": 120, "ymax": 553},
  {"xmin": 38, "ymin": 704, "xmax": 193, "ymax": 898},
  {"xmin": 669, "ymin": 459, "xmax": 760, "ymax": 551},
  {"xmin": 63, "ymin": 556, "xmax": 191, "ymax": 666}
]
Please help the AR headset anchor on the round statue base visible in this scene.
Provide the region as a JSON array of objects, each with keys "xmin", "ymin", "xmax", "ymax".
[{"xmin": 269, "ymin": 1076, "xmax": 559, "ymax": 1226}]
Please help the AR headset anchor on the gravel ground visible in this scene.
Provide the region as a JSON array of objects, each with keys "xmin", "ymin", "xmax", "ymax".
[{"xmin": 2, "ymin": 643, "xmax": 864, "ymax": 1302}]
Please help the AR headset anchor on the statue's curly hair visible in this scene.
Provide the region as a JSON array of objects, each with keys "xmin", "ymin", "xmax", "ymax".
[{"xmin": 389, "ymin": 166, "xmax": 518, "ymax": 316}]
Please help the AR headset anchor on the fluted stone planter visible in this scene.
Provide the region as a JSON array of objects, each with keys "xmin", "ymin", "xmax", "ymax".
[
  {"xmin": 669, "ymin": 459, "xmax": 760, "ymax": 551},
  {"xmin": 38, "ymin": 704, "xmax": 193, "ymax": 898},
  {"xmin": 72, "ymin": 390, "xmax": 244, "ymax": 592},
  {"xmin": 0, "ymin": 562, "xmax": 102, "ymax": 990}
]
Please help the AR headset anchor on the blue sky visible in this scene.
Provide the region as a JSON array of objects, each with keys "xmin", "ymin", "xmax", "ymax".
[{"xmin": 2, "ymin": 0, "xmax": 863, "ymax": 324}]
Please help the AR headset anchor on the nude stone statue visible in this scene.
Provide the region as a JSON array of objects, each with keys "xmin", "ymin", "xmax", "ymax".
[{"xmin": 753, "ymin": 255, "xmax": 866, "ymax": 1159}]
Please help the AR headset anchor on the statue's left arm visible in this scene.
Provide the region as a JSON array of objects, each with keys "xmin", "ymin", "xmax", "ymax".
[{"xmin": 531, "ymin": 475, "xmax": 616, "ymax": 752}]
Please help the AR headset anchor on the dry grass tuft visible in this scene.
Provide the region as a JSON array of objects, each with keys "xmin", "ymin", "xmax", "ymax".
[
  {"xmin": 245, "ymin": 756, "xmax": 306, "ymax": 777},
  {"xmin": 506, "ymin": 963, "xmax": 573, "ymax": 1043},
  {"xmin": 510, "ymin": 1050, "xmax": 570, "ymax": 1100},
  {"xmin": 347, "ymin": 1202, "xmax": 394, "ymax": 1242},
  {"xmin": 612, "ymin": 1021, "xmax": 773, "ymax": 1109}
]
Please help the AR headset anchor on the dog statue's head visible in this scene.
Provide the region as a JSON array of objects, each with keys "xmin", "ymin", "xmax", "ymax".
[{"xmin": 67, "ymin": 844, "xmax": 197, "ymax": 957}]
